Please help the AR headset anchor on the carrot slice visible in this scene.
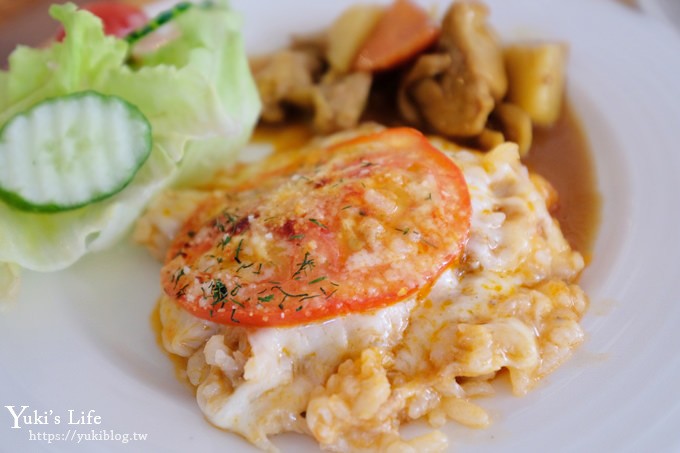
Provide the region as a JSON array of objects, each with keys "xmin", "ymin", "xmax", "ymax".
[
  {"xmin": 162, "ymin": 128, "xmax": 470, "ymax": 327},
  {"xmin": 354, "ymin": 0, "xmax": 439, "ymax": 72}
]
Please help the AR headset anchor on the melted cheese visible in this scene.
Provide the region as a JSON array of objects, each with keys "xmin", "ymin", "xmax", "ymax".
[{"xmin": 139, "ymin": 133, "xmax": 588, "ymax": 452}]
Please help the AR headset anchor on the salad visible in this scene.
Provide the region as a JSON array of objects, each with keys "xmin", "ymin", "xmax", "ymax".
[{"xmin": 0, "ymin": 1, "xmax": 261, "ymax": 298}]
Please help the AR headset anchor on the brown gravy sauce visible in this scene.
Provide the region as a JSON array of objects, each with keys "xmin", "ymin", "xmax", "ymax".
[
  {"xmin": 525, "ymin": 102, "xmax": 601, "ymax": 260},
  {"xmin": 253, "ymin": 101, "xmax": 601, "ymax": 258}
]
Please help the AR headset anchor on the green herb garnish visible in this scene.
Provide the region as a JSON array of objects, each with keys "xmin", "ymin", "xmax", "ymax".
[
  {"xmin": 292, "ymin": 251, "xmax": 315, "ymax": 278},
  {"xmin": 234, "ymin": 238, "xmax": 244, "ymax": 263},
  {"xmin": 211, "ymin": 279, "xmax": 228, "ymax": 305},
  {"xmin": 308, "ymin": 218, "xmax": 328, "ymax": 229}
]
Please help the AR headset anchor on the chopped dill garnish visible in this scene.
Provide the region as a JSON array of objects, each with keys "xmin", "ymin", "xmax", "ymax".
[
  {"xmin": 395, "ymin": 227, "xmax": 410, "ymax": 235},
  {"xmin": 230, "ymin": 308, "xmax": 240, "ymax": 323},
  {"xmin": 309, "ymin": 276, "xmax": 327, "ymax": 284},
  {"xmin": 296, "ymin": 306, "xmax": 303, "ymax": 312},
  {"xmin": 230, "ymin": 298, "xmax": 244, "ymax": 308},
  {"xmin": 421, "ymin": 238, "xmax": 439, "ymax": 249},
  {"xmin": 271, "ymin": 286, "xmax": 309, "ymax": 302},
  {"xmin": 218, "ymin": 235, "xmax": 232, "ymax": 250},
  {"xmin": 341, "ymin": 205, "xmax": 353, "ymax": 210},
  {"xmin": 308, "ymin": 218, "xmax": 328, "ymax": 229},
  {"xmin": 292, "ymin": 252, "xmax": 315, "ymax": 278},
  {"xmin": 214, "ymin": 211, "xmax": 236, "ymax": 233},
  {"xmin": 253, "ymin": 263, "xmax": 263, "ymax": 275},
  {"xmin": 175, "ymin": 284, "xmax": 189, "ymax": 298},
  {"xmin": 171, "ymin": 268, "xmax": 185, "ymax": 288},
  {"xmin": 211, "ymin": 279, "xmax": 228, "ymax": 305},
  {"xmin": 214, "ymin": 220, "xmax": 225, "ymax": 233},
  {"xmin": 236, "ymin": 262, "xmax": 253, "ymax": 273},
  {"xmin": 289, "ymin": 234, "xmax": 305, "ymax": 240},
  {"xmin": 258, "ymin": 294, "xmax": 274, "ymax": 303},
  {"xmin": 234, "ymin": 239, "xmax": 244, "ymax": 263}
]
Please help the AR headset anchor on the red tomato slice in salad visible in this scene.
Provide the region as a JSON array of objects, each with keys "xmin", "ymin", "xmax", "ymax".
[
  {"xmin": 56, "ymin": 2, "xmax": 148, "ymax": 40},
  {"xmin": 161, "ymin": 128, "xmax": 471, "ymax": 327}
]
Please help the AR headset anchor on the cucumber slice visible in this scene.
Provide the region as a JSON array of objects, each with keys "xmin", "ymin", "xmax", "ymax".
[
  {"xmin": 0, "ymin": 91, "xmax": 152, "ymax": 213},
  {"xmin": 125, "ymin": 2, "xmax": 193, "ymax": 45}
]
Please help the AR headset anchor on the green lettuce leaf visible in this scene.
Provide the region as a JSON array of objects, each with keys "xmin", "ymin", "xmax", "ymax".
[
  {"xmin": 0, "ymin": 1, "xmax": 260, "ymax": 283},
  {"xmin": 115, "ymin": 2, "xmax": 261, "ymax": 185}
]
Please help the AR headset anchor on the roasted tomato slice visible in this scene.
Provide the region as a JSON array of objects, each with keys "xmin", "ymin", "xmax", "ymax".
[{"xmin": 161, "ymin": 128, "xmax": 471, "ymax": 327}]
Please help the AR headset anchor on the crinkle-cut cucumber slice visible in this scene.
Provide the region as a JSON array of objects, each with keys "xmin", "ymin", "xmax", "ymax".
[{"xmin": 0, "ymin": 91, "xmax": 152, "ymax": 212}]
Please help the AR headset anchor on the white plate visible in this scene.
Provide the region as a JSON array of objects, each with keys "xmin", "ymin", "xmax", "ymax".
[
  {"xmin": 2, "ymin": 0, "xmax": 680, "ymax": 451},
  {"xmin": 638, "ymin": 0, "xmax": 680, "ymax": 34}
]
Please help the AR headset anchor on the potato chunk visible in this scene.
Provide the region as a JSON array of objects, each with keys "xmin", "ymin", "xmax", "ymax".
[
  {"xmin": 327, "ymin": 4, "xmax": 384, "ymax": 73},
  {"xmin": 505, "ymin": 43, "xmax": 568, "ymax": 127}
]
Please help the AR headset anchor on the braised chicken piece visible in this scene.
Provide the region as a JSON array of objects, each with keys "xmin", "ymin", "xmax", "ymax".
[
  {"xmin": 399, "ymin": 51, "xmax": 493, "ymax": 137},
  {"xmin": 253, "ymin": 48, "xmax": 372, "ymax": 133},
  {"xmin": 442, "ymin": 2, "xmax": 507, "ymax": 101},
  {"xmin": 399, "ymin": 1, "xmax": 506, "ymax": 138},
  {"xmin": 251, "ymin": 49, "xmax": 322, "ymax": 122},
  {"xmin": 312, "ymin": 71, "xmax": 372, "ymax": 133}
]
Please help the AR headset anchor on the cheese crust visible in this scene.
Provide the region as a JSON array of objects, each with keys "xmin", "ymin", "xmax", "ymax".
[{"xmin": 136, "ymin": 128, "xmax": 587, "ymax": 452}]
